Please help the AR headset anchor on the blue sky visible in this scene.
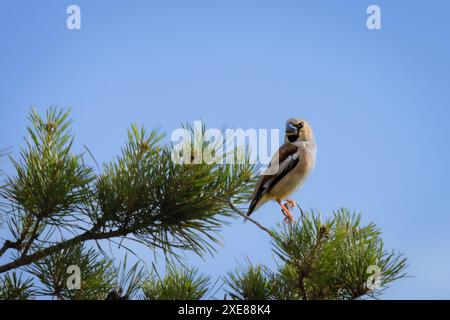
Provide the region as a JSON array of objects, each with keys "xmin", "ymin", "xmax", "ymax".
[{"xmin": 1, "ymin": 0, "xmax": 450, "ymax": 299}]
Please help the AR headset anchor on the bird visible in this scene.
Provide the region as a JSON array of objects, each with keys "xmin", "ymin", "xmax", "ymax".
[{"xmin": 247, "ymin": 118, "xmax": 317, "ymax": 223}]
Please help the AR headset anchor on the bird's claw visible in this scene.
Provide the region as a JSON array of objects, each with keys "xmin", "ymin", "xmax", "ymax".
[
  {"xmin": 284, "ymin": 199, "xmax": 297, "ymax": 209},
  {"xmin": 281, "ymin": 207, "xmax": 295, "ymax": 224},
  {"xmin": 283, "ymin": 215, "xmax": 294, "ymax": 224}
]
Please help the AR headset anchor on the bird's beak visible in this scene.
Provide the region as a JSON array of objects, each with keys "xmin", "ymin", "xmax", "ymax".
[{"xmin": 285, "ymin": 123, "xmax": 298, "ymax": 135}]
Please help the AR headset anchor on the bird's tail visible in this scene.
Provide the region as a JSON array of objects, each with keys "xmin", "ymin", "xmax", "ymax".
[{"xmin": 246, "ymin": 196, "xmax": 260, "ymax": 219}]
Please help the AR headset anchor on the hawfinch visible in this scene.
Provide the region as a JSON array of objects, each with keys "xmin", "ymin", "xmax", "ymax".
[{"xmin": 247, "ymin": 118, "xmax": 317, "ymax": 223}]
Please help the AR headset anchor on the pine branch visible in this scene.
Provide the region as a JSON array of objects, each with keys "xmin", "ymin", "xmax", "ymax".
[
  {"xmin": 226, "ymin": 210, "xmax": 407, "ymax": 300},
  {"xmin": 295, "ymin": 225, "xmax": 328, "ymax": 300},
  {"xmin": 0, "ymin": 272, "xmax": 35, "ymax": 300},
  {"xmin": 214, "ymin": 197, "xmax": 274, "ymax": 238},
  {"xmin": 0, "ymin": 241, "xmax": 19, "ymax": 258},
  {"xmin": 0, "ymin": 227, "xmax": 127, "ymax": 274},
  {"xmin": 0, "ymin": 214, "xmax": 34, "ymax": 258},
  {"xmin": 0, "ymin": 108, "xmax": 408, "ymax": 300},
  {"xmin": 142, "ymin": 264, "xmax": 210, "ymax": 300},
  {"xmin": 27, "ymin": 243, "xmax": 117, "ymax": 299},
  {"xmin": 0, "ymin": 108, "xmax": 258, "ymax": 275},
  {"xmin": 21, "ymin": 217, "xmax": 42, "ymax": 256}
]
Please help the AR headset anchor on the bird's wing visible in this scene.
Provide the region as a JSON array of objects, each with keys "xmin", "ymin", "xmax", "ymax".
[{"xmin": 247, "ymin": 143, "xmax": 299, "ymax": 216}]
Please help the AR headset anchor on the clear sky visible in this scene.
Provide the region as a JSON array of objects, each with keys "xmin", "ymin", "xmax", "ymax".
[{"xmin": 1, "ymin": 0, "xmax": 450, "ymax": 299}]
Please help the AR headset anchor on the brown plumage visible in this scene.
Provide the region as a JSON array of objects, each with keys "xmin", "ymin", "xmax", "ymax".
[{"xmin": 247, "ymin": 118, "xmax": 317, "ymax": 223}]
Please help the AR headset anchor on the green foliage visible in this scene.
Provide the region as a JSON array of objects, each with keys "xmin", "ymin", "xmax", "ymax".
[
  {"xmin": 225, "ymin": 263, "xmax": 273, "ymax": 300},
  {"xmin": 0, "ymin": 108, "xmax": 407, "ymax": 300},
  {"xmin": 0, "ymin": 272, "xmax": 35, "ymax": 300},
  {"xmin": 142, "ymin": 265, "xmax": 210, "ymax": 300},
  {"xmin": 0, "ymin": 108, "xmax": 257, "ymax": 272},
  {"xmin": 95, "ymin": 123, "xmax": 256, "ymax": 255},
  {"xmin": 226, "ymin": 209, "xmax": 407, "ymax": 300},
  {"xmin": 2, "ymin": 108, "xmax": 95, "ymax": 223},
  {"xmin": 26, "ymin": 244, "xmax": 115, "ymax": 299},
  {"xmin": 107, "ymin": 255, "xmax": 147, "ymax": 300}
]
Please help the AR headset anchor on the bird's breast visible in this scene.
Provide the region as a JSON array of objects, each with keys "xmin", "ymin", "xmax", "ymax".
[{"xmin": 268, "ymin": 142, "xmax": 316, "ymax": 200}]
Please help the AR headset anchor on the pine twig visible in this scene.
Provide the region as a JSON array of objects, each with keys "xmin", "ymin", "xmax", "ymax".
[
  {"xmin": 214, "ymin": 197, "xmax": 274, "ymax": 238},
  {"xmin": 0, "ymin": 240, "xmax": 19, "ymax": 257},
  {"xmin": 295, "ymin": 224, "xmax": 329, "ymax": 300},
  {"xmin": 298, "ymin": 273, "xmax": 308, "ymax": 300}
]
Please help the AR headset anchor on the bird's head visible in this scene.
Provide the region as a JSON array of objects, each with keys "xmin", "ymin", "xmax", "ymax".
[{"xmin": 284, "ymin": 118, "xmax": 314, "ymax": 143}]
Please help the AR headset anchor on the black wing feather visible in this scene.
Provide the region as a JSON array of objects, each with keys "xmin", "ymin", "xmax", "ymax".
[{"xmin": 247, "ymin": 145, "xmax": 299, "ymax": 216}]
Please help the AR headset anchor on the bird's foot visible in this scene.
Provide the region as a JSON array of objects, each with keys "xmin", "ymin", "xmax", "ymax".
[
  {"xmin": 284, "ymin": 199, "xmax": 297, "ymax": 209},
  {"xmin": 280, "ymin": 204, "xmax": 295, "ymax": 224},
  {"xmin": 283, "ymin": 215, "xmax": 294, "ymax": 224},
  {"xmin": 277, "ymin": 199, "xmax": 295, "ymax": 224}
]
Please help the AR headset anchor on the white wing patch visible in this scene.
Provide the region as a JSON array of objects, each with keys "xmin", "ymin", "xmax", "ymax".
[{"xmin": 262, "ymin": 153, "xmax": 299, "ymax": 190}]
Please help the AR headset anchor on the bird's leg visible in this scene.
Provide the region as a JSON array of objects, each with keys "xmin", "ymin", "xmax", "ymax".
[
  {"xmin": 277, "ymin": 200, "xmax": 294, "ymax": 224},
  {"xmin": 284, "ymin": 199, "xmax": 297, "ymax": 209},
  {"xmin": 285, "ymin": 199, "xmax": 305, "ymax": 219}
]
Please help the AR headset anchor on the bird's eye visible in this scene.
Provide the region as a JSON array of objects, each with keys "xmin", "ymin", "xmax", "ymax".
[{"xmin": 298, "ymin": 122, "xmax": 304, "ymax": 129}]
